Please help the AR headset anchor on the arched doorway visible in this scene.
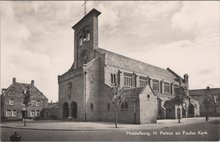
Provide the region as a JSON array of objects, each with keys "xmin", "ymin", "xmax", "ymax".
[
  {"xmin": 63, "ymin": 103, "xmax": 69, "ymax": 119},
  {"xmin": 71, "ymin": 102, "xmax": 77, "ymax": 119}
]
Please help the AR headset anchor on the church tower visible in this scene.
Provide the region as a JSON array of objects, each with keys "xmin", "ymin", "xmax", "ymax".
[{"xmin": 72, "ymin": 9, "xmax": 101, "ymax": 68}]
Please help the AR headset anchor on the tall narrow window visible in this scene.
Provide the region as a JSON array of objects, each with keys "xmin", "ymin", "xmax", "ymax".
[
  {"xmin": 124, "ymin": 73, "xmax": 132, "ymax": 87},
  {"xmin": 139, "ymin": 76, "xmax": 147, "ymax": 87},
  {"xmin": 68, "ymin": 82, "xmax": 72, "ymax": 99},
  {"xmin": 152, "ymin": 79, "xmax": 160, "ymax": 91},
  {"xmin": 90, "ymin": 103, "xmax": 94, "ymax": 110},
  {"xmin": 36, "ymin": 100, "xmax": 40, "ymax": 106},
  {"xmin": 9, "ymin": 99, "xmax": 14, "ymax": 106},
  {"xmin": 164, "ymin": 82, "xmax": 171, "ymax": 93},
  {"xmin": 111, "ymin": 74, "xmax": 113, "ymax": 83},
  {"xmin": 107, "ymin": 103, "xmax": 110, "ymax": 110}
]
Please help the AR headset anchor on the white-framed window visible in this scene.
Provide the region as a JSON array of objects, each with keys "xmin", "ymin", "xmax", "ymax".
[
  {"xmin": 152, "ymin": 79, "xmax": 160, "ymax": 91},
  {"xmin": 36, "ymin": 110, "xmax": 40, "ymax": 117},
  {"xmin": 12, "ymin": 110, "xmax": 17, "ymax": 117},
  {"xmin": 30, "ymin": 110, "xmax": 35, "ymax": 117},
  {"xmin": 31, "ymin": 100, "xmax": 36, "ymax": 106},
  {"xmin": 164, "ymin": 82, "xmax": 171, "ymax": 93},
  {"xmin": 9, "ymin": 99, "xmax": 14, "ymax": 106},
  {"xmin": 6, "ymin": 110, "xmax": 11, "ymax": 117},
  {"xmin": 124, "ymin": 73, "xmax": 132, "ymax": 87},
  {"xmin": 36, "ymin": 100, "xmax": 40, "ymax": 106}
]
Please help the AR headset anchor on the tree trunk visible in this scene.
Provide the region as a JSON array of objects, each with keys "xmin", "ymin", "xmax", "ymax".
[
  {"xmin": 24, "ymin": 106, "xmax": 27, "ymax": 126},
  {"xmin": 115, "ymin": 104, "xmax": 118, "ymax": 128}
]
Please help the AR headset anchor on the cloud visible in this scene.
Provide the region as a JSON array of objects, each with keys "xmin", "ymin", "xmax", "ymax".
[
  {"xmin": 1, "ymin": 1, "xmax": 219, "ymax": 102},
  {"xmin": 172, "ymin": 1, "xmax": 220, "ymax": 35}
]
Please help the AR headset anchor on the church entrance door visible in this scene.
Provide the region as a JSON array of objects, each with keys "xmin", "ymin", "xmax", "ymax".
[
  {"xmin": 71, "ymin": 102, "xmax": 77, "ymax": 119},
  {"xmin": 63, "ymin": 103, "xmax": 69, "ymax": 119}
]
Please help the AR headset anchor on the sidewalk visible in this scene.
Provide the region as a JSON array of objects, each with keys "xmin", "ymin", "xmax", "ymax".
[{"xmin": 1, "ymin": 117, "xmax": 219, "ymax": 131}]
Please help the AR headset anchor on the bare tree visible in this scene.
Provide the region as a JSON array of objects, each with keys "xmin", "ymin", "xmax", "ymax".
[
  {"xmin": 110, "ymin": 83, "xmax": 125, "ymax": 128},
  {"xmin": 23, "ymin": 86, "xmax": 31, "ymax": 126},
  {"xmin": 203, "ymin": 87, "xmax": 213, "ymax": 122},
  {"xmin": 174, "ymin": 86, "xmax": 187, "ymax": 123}
]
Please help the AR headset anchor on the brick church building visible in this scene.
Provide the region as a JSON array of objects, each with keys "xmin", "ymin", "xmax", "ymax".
[{"xmin": 58, "ymin": 9, "xmax": 199, "ymax": 123}]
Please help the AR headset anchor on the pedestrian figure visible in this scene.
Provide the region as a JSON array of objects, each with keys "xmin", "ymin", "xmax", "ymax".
[{"xmin": 10, "ymin": 132, "xmax": 21, "ymax": 142}]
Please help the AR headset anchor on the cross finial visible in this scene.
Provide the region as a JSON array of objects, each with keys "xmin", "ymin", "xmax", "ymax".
[{"xmin": 82, "ymin": 0, "xmax": 87, "ymax": 15}]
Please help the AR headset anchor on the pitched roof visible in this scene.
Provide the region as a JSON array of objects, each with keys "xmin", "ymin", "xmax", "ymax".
[
  {"xmin": 121, "ymin": 87, "xmax": 143, "ymax": 99},
  {"xmin": 2, "ymin": 82, "xmax": 47, "ymax": 99},
  {"xmin": 96, "ymin": 48, "xmax": 180, "ymax": 81}
]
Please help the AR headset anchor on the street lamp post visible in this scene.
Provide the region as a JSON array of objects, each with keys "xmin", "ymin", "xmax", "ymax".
[{"xmin": 205, "ymin": 86, "xmax": 211, "ymax": 122}]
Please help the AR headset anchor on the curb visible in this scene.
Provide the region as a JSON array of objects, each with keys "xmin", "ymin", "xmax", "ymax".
[{"xmin": 0, "ymin": 120, "xmax": 211, "ymax": 132}]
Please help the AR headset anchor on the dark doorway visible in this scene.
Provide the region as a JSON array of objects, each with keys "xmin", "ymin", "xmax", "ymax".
[
  {"xmin": 63, "ymin": 103, "xmax": 69, "ymax": 119},
  {"xmin": 71, "ymin": 102, "xmax": 77, "ymax": 119}
]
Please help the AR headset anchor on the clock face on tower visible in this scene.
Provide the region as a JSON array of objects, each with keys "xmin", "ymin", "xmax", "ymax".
[{"xmin": 80, "ymin": 49, "xmax": 88, "ymax": 64}]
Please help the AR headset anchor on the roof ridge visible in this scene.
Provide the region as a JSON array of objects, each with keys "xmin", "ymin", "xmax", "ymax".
[{"xmin": 96, "ymin": 48, "xmax": 169, "ymax": 73}]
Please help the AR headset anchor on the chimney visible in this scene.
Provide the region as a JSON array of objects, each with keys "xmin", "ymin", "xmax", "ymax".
[
  {"xmin": 184, "ymin": 74, "xmax": 189, "ymax": 83},
  {"xmin": 12, "ymin": 77, "xmax": 16, "ymax": 83},
  {"xmin": 31, "ymin": 80, "xmax": 34, "ymax": 85}
]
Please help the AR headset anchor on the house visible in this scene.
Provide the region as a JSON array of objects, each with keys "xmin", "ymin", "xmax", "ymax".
[
  {"xmin": 189, "ymin": 87, "xmax": 220, "ymax": 116},
  {"xmin": 1, "ymin": 78, "xmax": 48, "ymax": 120}
]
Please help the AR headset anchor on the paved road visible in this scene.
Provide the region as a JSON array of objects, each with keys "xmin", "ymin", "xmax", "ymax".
[{"xmin": 1, "ymin": 120, "xmax": 219, "ymax": 141}]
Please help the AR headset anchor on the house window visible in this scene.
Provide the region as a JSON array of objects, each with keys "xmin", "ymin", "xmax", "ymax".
[
  {"xmin": 31, "ymin": 100, "xmax": 36, "ymax": 106},
  {"xmin": 139, "ymin": 76, "xmax": 148, "ymax": 87},
  {"xmin": 9, "ymin": 99, "xmax": 14, "ymax": 106},
  {"xmin": 124, "ymin": 73, "xmax": 132, "ymax": 87},
  {"xmin": 12, "ymin": 110, "xmax": 17, "ymax": 117},
  {"xmin": 36, "ymin": 110, "xmax": 40, "ymax": 117},
  {"xmin": 36, "ymin": 100, "xmax": 40, "ymax": 106},
  {"xmin": 30, "ymin": 110, "xmax": 35, "ymax": 117},
  {"xmin": 90, "ymin": 103, "xmax": 94, "ymax": 110},
  {"xmin": 107, "ymin": 103, "xmax": 110, "ymax": 110},
  {"xmin": 6, "ymin": 110, "xmax": 11, "ymax": 117},
  {"xmin": 152, "ymin": 79, "xmax": 160, "ymax": 91},
  {"xmin": 164, "ymin": 82, "xmax": 171, "ymax": 93}
]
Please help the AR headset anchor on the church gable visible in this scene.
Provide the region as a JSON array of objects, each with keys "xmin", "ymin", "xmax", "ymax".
[{"xmin": 139, "ymin": 85, "xmax": 158, "ymax": 123}]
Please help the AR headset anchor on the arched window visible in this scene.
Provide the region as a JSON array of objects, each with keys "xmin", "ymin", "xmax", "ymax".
[{"xmin": 111, "ymin": 74, "xmax": 113, "ymax": 83}]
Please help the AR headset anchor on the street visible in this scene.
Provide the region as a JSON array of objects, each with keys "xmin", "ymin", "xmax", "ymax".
[{"xmin": 1, "ymin": 119, "xmax": 219, "ymax": 141}]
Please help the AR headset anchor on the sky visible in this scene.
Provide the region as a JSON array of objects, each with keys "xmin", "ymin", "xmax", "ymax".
[{"xmin": 1, "ymin": 1, "xmax": 220, "ymax": 102}]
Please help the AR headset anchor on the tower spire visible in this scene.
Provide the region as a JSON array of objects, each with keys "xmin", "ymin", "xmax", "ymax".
[{"xmin": 82, "ymin": 0, "xmax": 87, "ymax": 15}]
